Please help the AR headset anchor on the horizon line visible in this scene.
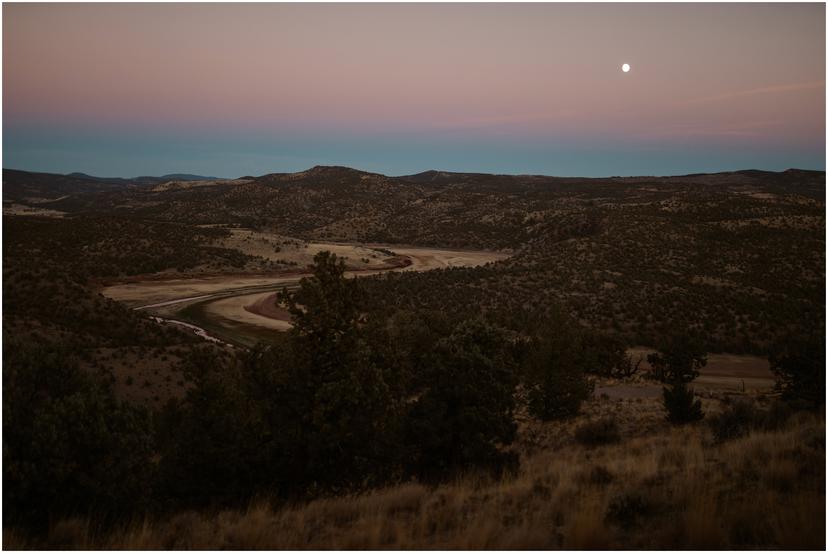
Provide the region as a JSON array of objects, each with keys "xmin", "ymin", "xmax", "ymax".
[{"xmin": 4, "ymin": 164, "xmax": 826, "ymax": 182}]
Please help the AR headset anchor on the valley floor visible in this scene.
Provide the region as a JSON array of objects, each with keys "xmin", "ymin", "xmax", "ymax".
[{"xmin": 99, "ymin": 242, "xmax": 510, "ymax": 347}]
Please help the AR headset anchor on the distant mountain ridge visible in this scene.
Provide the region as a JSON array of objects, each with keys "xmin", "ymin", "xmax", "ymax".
[
  {"xmin": 5, "ymin": 164, "xmax": 823, "ymax": 185},
  {"xmin": 2, "ymin": 169, "xmax": 227, "ymax": 203},
  {"xmin": 3, "ymin": 166, "xmax": 823, "ymax": 215},
  {"xmin": 66, "ymin": 172, "xmax": 220, "ymax": 182}
]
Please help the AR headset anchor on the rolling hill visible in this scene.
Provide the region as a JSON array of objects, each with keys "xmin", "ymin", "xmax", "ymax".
[{"xmin": 3, "ymin": 165, "xmax": 824, "ymax": 352}]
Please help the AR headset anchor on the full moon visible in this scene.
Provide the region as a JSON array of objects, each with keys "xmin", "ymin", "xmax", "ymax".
[{"xmin": 622, "ymin": 63, "xmax": 631, "ymax": 73}]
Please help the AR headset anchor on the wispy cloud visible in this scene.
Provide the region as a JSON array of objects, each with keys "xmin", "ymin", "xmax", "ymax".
[
  {"xmin": 636, "ymin": 120, "xmax": 782, "ymax": 140},
  {"xmin": 680, "ymin": 81, "xmax": 825, "ymax": 106},
  {"xmin": 422, "ymin": 110, "xmax": 581, "ymax": 132}
]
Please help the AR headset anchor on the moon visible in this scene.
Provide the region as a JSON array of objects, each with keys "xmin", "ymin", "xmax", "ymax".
[{"xmin": 622, "ymin": 63, "xmax": 631, "ymax": 73}]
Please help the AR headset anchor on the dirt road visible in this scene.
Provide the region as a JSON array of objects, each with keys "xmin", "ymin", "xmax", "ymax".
[
  {"xmin": 594, "ymin": 348, "xmax": 775, "ymax": 399},
  {"xmin": 103, "ymin": 243, "xmax": 775, "ymax": 393},
  {"xmin": 101, "ymin": 244, "xmax": 509, "ymax": 345}
]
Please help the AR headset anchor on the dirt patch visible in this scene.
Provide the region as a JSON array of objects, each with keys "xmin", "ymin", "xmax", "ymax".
[
  {"xmin": 595, "ymin": 350, "xmax": 776, "ymax": 400},
  {"xmin": 101, "ymin": 275, "xmax": 298, "ymax": 306},
  {"xmin": 594, "ymin": 384, "xmax": 663, "ymax": 400},
  {"xmin": 190, "ymin": 246, "xmax": 507, "ymax": 334},
  {"xmin": 245, "ymin": 292, "xmax": 291, "ymax": 322},
  {"xmin": 216, "ymin": 230, "xmax": 397, "ymax": 269},
  {"xmin": 628, "ymin": 347, "xmax": 773, "ymax": 380},
  {"xmin": 3, "ymin": 202, "xmax": 65, "ymax": 217},
  {"xmin": 100, "ymin": 252, "xmax": 411, "ymax": 308},
  {"xmin": 203, "ymin": 292, "xmax": 293, "ymax": 332},
  {"xmin": 151, "ymin": 179, "xmax": 252, "ymax": 192},
  {"xmin": 388, "ymin": 246, "xmax": 509, "ymax": 271},
  {"xmin": 100, "ymin": 243, "xmax": 510, "ymax": 343}
]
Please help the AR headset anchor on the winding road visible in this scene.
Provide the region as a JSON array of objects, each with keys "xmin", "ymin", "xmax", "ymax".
[
  {"xmin": 102, "ymin": 245, "xmax": 510, "ymax": 346},
  {"xmin": 102, "ymin": 244, "xmax": 775, "ymax": 391}
]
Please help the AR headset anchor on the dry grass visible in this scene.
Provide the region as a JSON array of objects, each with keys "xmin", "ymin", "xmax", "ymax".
[
  {"xmin": 216, "ymin": 229, "xmax": 395, "ymax": 269},
  {"xmin": 7, "ymin": 411, "xmax": 823, "ymax": 550},
  {"xmin": 3, "ymin": 202, "xmax": 66, "ymax": 217}
]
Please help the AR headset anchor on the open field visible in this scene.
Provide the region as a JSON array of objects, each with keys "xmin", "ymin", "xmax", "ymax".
[
  {"xmin": 174, "ymin": 301, "xmax": 287, "ymax": 348},
  {"xmin": 595, "ymin": 348, "xmax": 777, "ymax": 399},
  {"xmin": 152, "ymin": 179, "xmax": 253, "ymax": 192},
  {"xmin": 3, "ymin": 201, "xmax": 65, "ymax": 217},
  {"xmin": 216, "ymin": 229, "xmax": 397, "ymax": 268},
  {"xmin": 243, "ymin": 292, "xmax": 289, "ymax": 323},
  {"xmin": 106, "ymin": 276, "xmax": 305, "ymax": 309},
  {"xmin": 388, "ymin": 245, "xmax": 511, "ymax": 271}
]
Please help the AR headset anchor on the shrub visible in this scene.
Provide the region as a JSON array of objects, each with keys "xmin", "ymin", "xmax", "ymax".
[
  {"xmin": 646, "ymin": 335, "xmax": 707, "ymax": 383},
  {"xmin": 525, "ymin": 317, "xmax": 594, "ymax": 421},
  {"xmin": 605, "ymin": 491, "xmax": 654, "ymax": 527},
  {"xmin": 579, "ymin": 334, "xmax": 629, "ymax": 377},
  {"xmin": 3, "ymin": 342, "xmax": 154, "ymax": 529},
  {"xmin": 586, "ymin": 465, "xmax": 614, "ymax": 485},
  {"xmin": 574, "ymin": 417, "xmax": 621, "ymax": 447},
  {"xmin": 708, "ymin": 399, "xmax": 758, "ymax": 443},
  {"xmin": 261, "ymin": 252, "xmax": 396, "ymax": 492},
  {"xmin": 404, "ymin": 318, "xmax": 519, "ymax": 481},
  {"xmin": 761, "ymin": 400, "xmax": 794, "ymax": 430},
  {"xmin": 614, "ymin": 354, "xmax": 644, "ymax": 379},
  {"xmin": 527, "ymin": 365, "xmax": 594, "ymax": 421},
  {"xmin": 708, "ymin": 399, "xmax": 793, "ymax": 443},
  {"xmin": 663, "ymin": 381, "xmax": 704, "ymax": 424},
  {"xmin": 769, "ymin": 332, "xmax": 825, "ymax": 408},
  {"xmin": 156, "ymin": 352, "xmax": 265, "ymax": 509}
]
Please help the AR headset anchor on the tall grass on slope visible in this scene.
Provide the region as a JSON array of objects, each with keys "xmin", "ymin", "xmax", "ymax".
[{"xmin": 6, "ymin": 413, "xmax": 824, "ymax": 550}]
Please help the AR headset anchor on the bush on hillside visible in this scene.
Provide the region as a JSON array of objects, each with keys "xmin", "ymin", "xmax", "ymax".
[
  {"xmin": 708, "ymin": 399, "xmax": 794, "ymax": 443},
  {"xmin": 663, "ymin": 381, "xmax": 704, "ymax": 425},
  {"xmin": 769, "ymin": 332, "xmax": 826, "ymax": 408},
  {"xmin": 3, "ymin": 342, "xmax": 154, "ymax": 530},
  {"xmin": 574, "ymin": 417, "xmax": 621, "ymax": 447},
  {"xmin": 708, "ymin": 399, "xmax": 758, "ymax": 443},
  {"xmin": 646, "ymin": 335, "xmax": 707, "ymax": 383},
  {"xmin": 525, "ymin": 318, "xmax": 594, "ymax": 421},
  {"xmin": 404, "ymin": 318, "xmax": 519, "ymax": 480}
]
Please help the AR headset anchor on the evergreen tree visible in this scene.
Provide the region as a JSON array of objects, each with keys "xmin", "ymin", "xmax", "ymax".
[
  {"xmin": 646, "ymin": 334, "xmax": 707, "ymax": 383},
  {"xmin": 663, "ymin": 381, "xmax": 704, "ymax": 424},
  {"xmin": 155, "ymin": 347, "xmax": 264, "ymax": 509},
  {"xmin": 274, "ymin": 251, "xmax": 395, "ymax": 490},
  {"xmin": 3, "ymin": 341, "xmax": 153, "ymax": 529},
  {"xmin": 404, "ymin": 318, "xmax": 519, "ymax": 480},
  {"xmin": 769, "ymin": 331, "xmax": 825, "ymax": 407},
  {"xmin": 651, "ymin": 335, "xmax": 707, "ymax": 424},
  {"xmin": 525, "ymin": 320, "xmax": 593, "ymax": 421}
]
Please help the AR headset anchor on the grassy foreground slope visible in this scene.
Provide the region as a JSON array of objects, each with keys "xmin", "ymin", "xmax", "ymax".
[{"xmin": 7, "ymin": 410, "xmax": 823, "ymax": 550}]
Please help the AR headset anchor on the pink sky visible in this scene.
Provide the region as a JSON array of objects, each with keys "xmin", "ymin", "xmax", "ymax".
[{"xmin": 3, "ymin": 3, "xmax": 825, "ymax": 176}]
